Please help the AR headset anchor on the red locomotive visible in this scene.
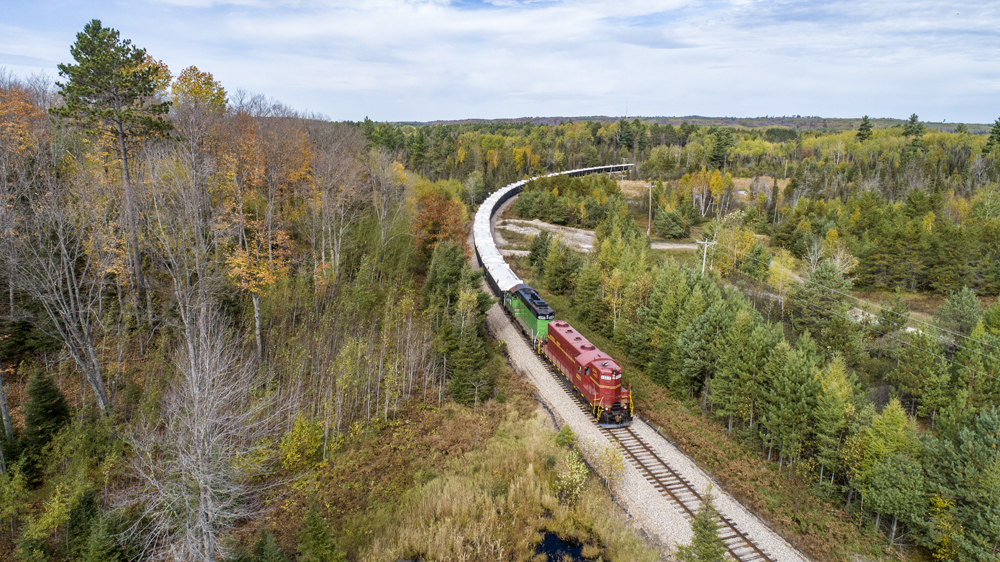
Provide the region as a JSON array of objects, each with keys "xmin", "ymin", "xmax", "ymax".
[{"xmin": 544, "ymin": 321, "xmax": 633, "ymax": 427}]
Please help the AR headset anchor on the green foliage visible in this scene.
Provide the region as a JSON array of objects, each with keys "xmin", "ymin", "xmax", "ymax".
[
  {"xmin": 555, "ymin": 449, "xmax": 589, "ymax": 504},
  {"xmin": 554, "ymin": 425, "xmax": 576, "ymax": 448},
  {"xmin": 985, "ymin": 117, "xmax": 1000, "ymax": 154},
  {"xmin": 254, "ymin": 530, "xmax": 290, "ymax": 562},
  {"xmin": 933, "ymin": 287, "xmax": 984, "ymax": 340},
  {"xmin": 923, "ymin": 407, "xmax": 1000, "ymax": 561},
  {"xmin": 984, "ymin": 299, "xmax": 1000, "ymax": 337},
  {"xmin": 654, "ymin": 207, "xmax": 690, "ymax": 239},
  {"xmin": 708, "ymin": 128, "xmax": 735, "ymax": 169},
  {"xmin": 902, "ymin": 114, "xmax": 925, "ymax": 138},
  {"xmin": 0, "ymin": 461, "xmax": 29, "ymax": 532},
  {"xmin": 298, "ymin": 497, "xmax": 343, "ymax": 562},
  {"xmin": 739, "ymin": 242, "xmax": 771, "ymax": 281},
  {"xmin": 543, "ymin": 238, "xmax": 580, "ymax": 296},
  {"xmin": 857, "ymin": 116, "xmax": 873, "ymax": 142},
  {"xmin": 788, "ymin": 260, "xmax": 855, "ymax": 354},
  {"xmin": 877, "ymin": 290, "xmax": 910, "ymax": 334},
  {"xmin": 675, "ymin": 489, "xmax": 726, "ymax": 562},
  {"xmin": 80, "ymin": 513, "xmax": 125, "ymax": 562},
  {"xmin": 864, "ymin": 453, "xmax": 924, "ymax": 544},
  {"xmin": 52, "ymin": 19, "xmax": 171, "ymax": 138},
  {"xmin": 23, "ymin": 371, "xmax": 70, "ymax": 471},
  {"xmin": 280, "ymin": 414, "xmax": 324, "ymax": 472}
]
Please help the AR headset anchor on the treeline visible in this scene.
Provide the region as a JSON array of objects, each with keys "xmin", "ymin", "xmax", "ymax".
[
  {"xmin": 0, "ymin": 19, "xmax": 490, "ymax": 562},
  {"xmin": 368, "ymin": 113, "xmax": 1000, "ymax": 295}
]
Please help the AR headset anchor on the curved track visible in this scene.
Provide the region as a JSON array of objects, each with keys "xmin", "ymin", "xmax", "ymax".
[{"xmin": 475, "ymin": 167, "xmax": 808, "ymax": 561}]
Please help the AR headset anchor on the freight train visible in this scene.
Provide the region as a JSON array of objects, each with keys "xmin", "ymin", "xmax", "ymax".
[{"xmin": 473, "ymin": 166, "xmax": 633, "ymax": 428}]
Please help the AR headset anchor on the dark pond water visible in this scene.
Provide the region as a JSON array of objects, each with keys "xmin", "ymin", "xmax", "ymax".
[{"xmin": 535, "ymin": 532, "xmax": 585, "ymax": 562}]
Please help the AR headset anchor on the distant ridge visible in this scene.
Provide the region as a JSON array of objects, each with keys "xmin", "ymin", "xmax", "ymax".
[{"xmin": 407, "ymin": 115, "xmax": 988, "ymax": 134}]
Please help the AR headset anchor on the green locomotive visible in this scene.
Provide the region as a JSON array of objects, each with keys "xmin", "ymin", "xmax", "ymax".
[{"xmin": 503, "ymin": 283, "xmax": 555, "ymax": 353}]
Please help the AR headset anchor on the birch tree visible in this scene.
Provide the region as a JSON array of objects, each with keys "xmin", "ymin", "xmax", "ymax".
[{"xmin": 125, "ymin": 309, "xmax": 278, "ymax": 562}]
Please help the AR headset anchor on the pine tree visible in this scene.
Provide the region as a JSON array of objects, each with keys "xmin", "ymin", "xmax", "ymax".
[
  {"xmin": 710, "ymin": 307, "xmax": 757, "ymax": 432},
  {"xmin": 759, "ymin": 341, "xmax": 792, "ymax": 461},
  {"xmin": 952, "ymin": 322, "xmax": 1000, "ymax": 411},
  {"xmin": 813, "ymin": 355, "xmax": 855, "ymax": 483},
  {"xmin": 923, "ymin": 407, "xmax": 1000, "ymax": 561},
  {"xmin": 983, "ymin": 117, "xmax": 1000, "ymax": 154},
  {"xmin": 573, "ymin": 258, "xmax": 604, "ymax": 331},
  {"xmin": 865, "ymin": 453, "xmax": 925, "ymax": 546},
  {"xmin": 253, "ymin": 530, "xmax": 289, "ymax": 562},
  {"xmin": 788, "ymin": 259, "xmax": 853, "ymax": 352},
  {"xmin": 297, "ymin": 498, "xmax": 341, "ymax": 562},
  {"xmin": 933, "ymin": 287, "xmax": 983, "ymax": 341},
  {"xmin": 23, "ymin": 372, "xmax": 70, "ymax": 461},
  {"xmin": 676, "ymin": 300, "xmax": 730, "ymax": 405},
  {"xmin": 80, "ymin": 515, "xmax": 121, "ymax": 562},
  {"xmin": 53, "ymin": 20, "xmax": 172, "ymax": 324},
  {"xmin": 675, "ymin": 489, "xmax": 726, "ymax": 562},
  {"xmin": 857, "ymin": 115, "xmax": 874, "ymax": 142},
  {"xmin": 902, "ymin": 114, "xmax": 926, "ymax": 138},
  {"xmin": 770, "ymin": 340, "xmax": 820, "ymax": 469},
  {"xmin": 983, "ymin": 300, "xmax": 1000, "ymax": 337},
  {"xmin": 447, "ymin": 288, "xmax": 489, "ymax": 407}
]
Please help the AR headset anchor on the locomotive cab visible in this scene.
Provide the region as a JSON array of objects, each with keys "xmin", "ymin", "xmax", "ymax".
[{"xmin": 585, "ymin": 358, "xmax": 633, "ymax": 428}]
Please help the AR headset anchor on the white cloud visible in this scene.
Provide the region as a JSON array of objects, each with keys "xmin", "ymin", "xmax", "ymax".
[{"xmin": 2, "ymin": 0, "xmax": 998, "ymax": 122}]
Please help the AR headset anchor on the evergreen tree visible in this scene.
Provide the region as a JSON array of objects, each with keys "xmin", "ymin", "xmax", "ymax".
[
  {"xmin": 654, "ymin": 208, "xmax": 690, "ymax": 239},
  {"xmin": 892, "ymin": 331, "xmax": 947, "ymax": 418},
  {"xmin": 759, "ymin": 341, "xmax": 792, "ymax": 461},
  {"xmin": 675, "ymin": 489, "xmax": 726, "ymax": 562},
  {"xmin": 53, "ymin": 20, "xmax": 172, "ymax": 324},
  {"xmin": 983, "ymin": 299, "xmax": 1000, "ymax": 337},
  {"xmin": 80, "ymin": 515, "xmax": 122, "ymax": 562},
  {"xmin": 877, "ymin": 290, "xmax": 910, "ymax": 335},
  {"xmin": 572, "ymin": 258, "xmax": 604, "ymax": 331},
  {"xmin": 865, "ymin": 453, "xmax": 925, "ymax": 546},
  {"xmin": 709, "ymin": 307, "xmax": 757, "ymax": 432},
  {"xmin": 813, "ymin": 355, "xmax": 855, "ymax": 484},
  {"xmin": 447, "ymin": 289, "xmax": 490, "ymax": 406},
  {"xmin": 544, "ymin": 239, "xmax": 579, "ymax": 295},
  {"xmin": 528, "ymin": 230, "xmax": 552, "ymax": 276},
  {"xmin": 952, "ymin": 322, "xmax": 1000, "ymax": 412},
  {"xmin": 23, "ymin": 372, "xmax": 70, "ymax": 462},
  {"xmin": 769, "ymin": 336, "xmax": 821, "ymax": 468},
  {"xmin": 297, "ymin": 498, "xmax": 341, "ymax": 562},
  {"xmin": 788, "ymin": 260, "xmax": 853, "ymax": 353},
  {"xmin": 676, "ymin": 300, "xmax": 730, "ymax": 405},
  {"xmin": 923, "ymin": 407, "xmax": 1000, "ymax": 561},
  {"xmin": 857, "ymin": 115, "xmax": 874, "ymax": 142},
  {"xmin": 902, "ymin": 114, "xmax": 926, "ymax": 137},
  {"xmin": 983, "ymin": 117, "xmax": 1000, "ymax": 154},
  {"xmin": 253, "ymin": 530, "xmax": 289, "ymax": 562},
  {"xmin": 933, "ymin": 287, "xmax": 984, "ymax": 340},
  {"xmin": 708, "ymin": 128, "xmax": 735, "ymax": 170},
  {"xmin": 739, "ymin": 242, "xmax": 771, "ymax": 281}
]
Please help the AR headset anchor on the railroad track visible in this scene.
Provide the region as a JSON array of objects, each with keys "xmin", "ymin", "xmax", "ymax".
[{"xmin": 534, "ymin": 348, "xmax": 776, "ymax": 562}]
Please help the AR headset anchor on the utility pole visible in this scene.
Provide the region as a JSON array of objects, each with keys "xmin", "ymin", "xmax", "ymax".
[{"xmin": 697, "ymin": 239, "xmax": 718, "ymax": 276}]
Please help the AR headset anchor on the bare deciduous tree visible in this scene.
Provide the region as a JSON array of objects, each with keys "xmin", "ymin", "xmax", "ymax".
[
  {"xmin": 125, "ymin": 309, "xmax": 279, "ymax": 562},
  {"xmin": 14, "ymin": 186, "xmax": 113, "ymax": 414}
]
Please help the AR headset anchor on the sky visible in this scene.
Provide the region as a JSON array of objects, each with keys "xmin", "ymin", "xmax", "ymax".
[{"xmin": 2, "ymin": 0, "xmax": 998, "ymax": 123}]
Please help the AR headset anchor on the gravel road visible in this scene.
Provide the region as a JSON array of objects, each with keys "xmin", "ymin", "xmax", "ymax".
[{"xmin": 496, "ymin": 218, "xmax": 697, "ymax": 253}]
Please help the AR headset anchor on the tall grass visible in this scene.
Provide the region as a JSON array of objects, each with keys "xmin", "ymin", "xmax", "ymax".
[{"xmin": 355, "ymin": 414, "xmax": 659, "ymax": 562}]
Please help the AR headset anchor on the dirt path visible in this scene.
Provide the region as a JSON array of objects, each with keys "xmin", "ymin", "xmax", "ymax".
[{"xmin": 497, "ymin": 218, "xmax": 698, "ymax": 253}]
